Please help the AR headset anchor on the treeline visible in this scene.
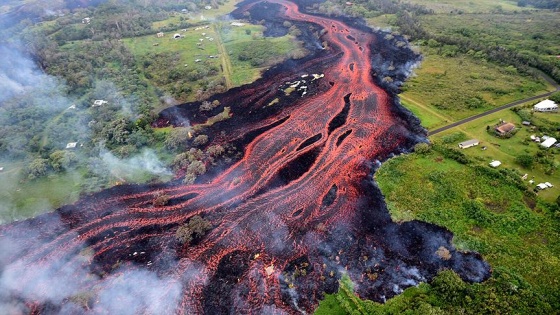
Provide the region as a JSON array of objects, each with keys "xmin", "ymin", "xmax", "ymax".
[
  {"xmin": 518, "ymin": 0, "xmax": 560, "ymax": 9},
  {"xmin": 324, "ymin": 269, "xmax": 554, "ymax": 315},
  {"xmin": 317, "ymin": 0, "xmax": 560, "ymax": 83}
]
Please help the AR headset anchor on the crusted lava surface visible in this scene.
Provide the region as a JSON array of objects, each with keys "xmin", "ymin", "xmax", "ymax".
[{"xmin": 0, "ymin": 0, "xmax": 490, "ymax": 314}]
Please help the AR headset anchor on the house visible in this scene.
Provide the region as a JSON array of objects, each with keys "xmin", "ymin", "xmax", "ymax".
[
  {"xmin": 540, "ymin": 137, "xmax": 557, "ymax": 148},
  {"xmin": 536, "ymin": 183, "xmax": 548, "ymax": 190},
  {"xmin": 173, "ymin": 33, "xmax": 181, "ymax": 39},
  {"xmin": 204, "ymin": 5, "xmax": 212, "ymax": 9},
  {"xmin": 522, "ymin": 121, "xmax": 531, "ymax": 126},
  {"xmin": 66, "ymin": 142, "xmax": 77, "ymax": 149},
  {"xmin": 533, "ymin": 99, "xmax": 558, "ymax": 112},
  {"xmin": 489, "ymin": 160, "xmax": 502, "ymax": 168},
  {"xmin": 458, "ymin": 139, "xmax": 480, "ymax": 149},
  {"xmin": 156, "ymin": 32, "xmax": 164, "ymax": 38},
  {"xmin": 495, "ymin": 122, "xmax": 516, "ymax": 135},
  {"xmin": 82, "ymin": 17, "xmax": 91, "ymax": 24},
  {"xmin": 231, "ymin": 22, "xmax": 245, "ymax": 27},
  {"xmin": 92, "ymin": 100, "xmax": 108, "ymax": 107}
]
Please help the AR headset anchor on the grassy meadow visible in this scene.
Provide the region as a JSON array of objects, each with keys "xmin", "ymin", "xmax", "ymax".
[
  {"xmin": 400, "ymin": 48, "xmax": 553, "ymax": 127},
  {"xmin": 430, "ymin": 105, "xmax": 560, "ymax": 202}
]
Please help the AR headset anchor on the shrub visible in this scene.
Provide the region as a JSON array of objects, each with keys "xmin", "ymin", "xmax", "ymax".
[{"xmin": 414, "ymin": 142, "xmax": 431, "ymax": 154}]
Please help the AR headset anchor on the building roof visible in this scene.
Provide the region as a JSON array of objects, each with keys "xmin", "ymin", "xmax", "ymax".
[
  {"xmin": 93, "ymin": 100, "xmax": 108, "ymax": 106},
  {"xmin": 66, "ymin": 142, "xmax": 77, "ymax": 149},
  {"xmin": 534, "ymin": 99, "xmax": 558, "ymax": 110},
  {"xmin": 495, "ymin": 122, "xmax": 516, "ymax": 134},
  {"xmin": 541, "ymin": 137, "xmax": 557, "ymax": 148},
  {"xmin": 489, "ymin": 160, "xmax": 501, "ymax": 167},
  {"xmin": 458, "ymin": 139, "xmax": 479, "ymax": 147}
]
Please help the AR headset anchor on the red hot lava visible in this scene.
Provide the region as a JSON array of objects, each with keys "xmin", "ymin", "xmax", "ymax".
[{"xmin": 0, "ymin": 0, "xmax": 490, "ymax": 314}]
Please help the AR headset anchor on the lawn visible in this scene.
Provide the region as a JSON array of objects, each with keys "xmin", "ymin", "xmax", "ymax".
[
  {"xmin": 429, "ymin": 103, "xmax": 559, "ymax": 202},
  {"xmin": 223, "ymin": 27, "xmax": 301, "ymax": 87},
  {"xmin": 405, "ymin": 0, "xmax": 521, "ymax": 13},
  {"xmin": 0, "ymin": 161, "xmax": 83, "ymax": 223},
  {"xmin": 401, "ymin": 48, "xmax": 553, "ymax": 124}
]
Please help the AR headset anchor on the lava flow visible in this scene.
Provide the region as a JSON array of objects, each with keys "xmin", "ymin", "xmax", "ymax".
[{"xmin": 0, "ymin": 0, "xmax": 490, "ymax": 314}]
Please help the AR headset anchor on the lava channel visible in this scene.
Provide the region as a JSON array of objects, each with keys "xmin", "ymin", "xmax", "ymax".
[{"xmin": 0, "ymin": 0, "xmax": 490, "ymax": 314}]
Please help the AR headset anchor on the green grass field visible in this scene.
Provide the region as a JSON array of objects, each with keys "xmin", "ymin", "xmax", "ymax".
[
  {"xmin": 401, "ymin": 49, "xmax": 553, "ymax": 124},
  {"xmin": 406, "ymin": 0, "xmax": 521, "ymax": 13},
  {"xmin": 0, "ymin": 162, "xmax": 82, "ymax": 223}
]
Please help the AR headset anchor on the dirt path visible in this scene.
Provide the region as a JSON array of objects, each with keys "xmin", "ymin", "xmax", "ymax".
[{"xmin": 213, "ymin": 24, "xmax": 233, "ymax": 90}]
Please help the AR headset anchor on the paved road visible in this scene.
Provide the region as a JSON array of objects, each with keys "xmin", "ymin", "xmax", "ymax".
[{"xmin": 429, "ymin": 73, "xmax": 560, "ymax": 136}]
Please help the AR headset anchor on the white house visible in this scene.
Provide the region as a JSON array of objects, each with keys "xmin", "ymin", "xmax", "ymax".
[
  {"xmin": 533, "ymin": 99, "xmax": 558, "ymax": 112},
  {"xmin": 489, "ymin": 160, "xmax": 502, "ymax": 168},
  {"xmin": 541, "ymin": 137, "xmax": 557, "ymax": 148},
  {"xmin": 66, "ymin": 142, "xmax": 77, "ymax": 149},
  {"xmin": 458, "ymin": 139, "xmax": 480, "ymax": 149},
  {"xmin": 92, "ymin": 100, "xmax": 108, "ymax": 107}
]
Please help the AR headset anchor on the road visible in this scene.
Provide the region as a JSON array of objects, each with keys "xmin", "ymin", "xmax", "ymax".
[
  {"xmin": 428, "ymin": 73, "xmax": 560, "ymax": 136},
  {"xmin": 212, "ymin": 24, "xmax": 234, "ymax": 90}
]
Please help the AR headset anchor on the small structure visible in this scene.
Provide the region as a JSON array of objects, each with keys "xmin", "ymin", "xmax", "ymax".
[
  {"xmin": 541, "ymin": 137, "xmax": 557, "ymax": 148},
  {"xmin": 533, "ymin": 99, "xmax": 558, "ymax": 112},
  {"xmin": 536, "ymin": 183, "xmax": 548, "ymax": 190},
  {"xmin": 82, "ymin": 17, "xmax": 91, "ymax": 24},
  {"xmin": 458, "ymin": 139, "xmax": 480, "ymax": 149},
  {"xmin": 156, "ymin": 32, "xmax": 164, "ymax": 38},
  {"xmin": 181, "ymin": 9, "xmax": 188, "ymax": 13},
  {"xmin": 0, "ymin": 166, "xmax": 4, "ymax": 172},
  {"xmin": 231, "ymin": 22, "xmax": 245, "ymax": 27},
  {"xmin": 68, "ymin": 104, "xmax": 76, "ymax": 110},
  {"xmin": 173, "ymin": 33, "xmax": 181, "ymax": 39},
  {"xmin": 66, "ymin": 142, "xmax": 78, "ymax": 149},
  {"xmin": 545, "ymin": 182, "xmax": 554, "ymax": 188},
  {"xmin": 495, "ymin": 122, "xmax": 516, "ymax": 135},
  {"xmin": 489, "ymin": 160, "xmax": 502, "ymax": 168},
  {"xmin": 204, "ymin": 5, "xmax": 212, "ymax": 9},
  {"xmin": 522, "ymin": 121, "xmax": 531, "ymax": 126},
  {"xmin": 92, "ymin": 100, "xmax": 108, "ymax": 107}
]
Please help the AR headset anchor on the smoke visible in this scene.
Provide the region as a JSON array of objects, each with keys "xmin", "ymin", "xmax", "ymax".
[
  {"xmin": 99, "ymin": 148, "xmax": 172, "ymax": 178},
  {"xmin": 90, "ymin": 268, "xmax": 182, "ymax": 314}
]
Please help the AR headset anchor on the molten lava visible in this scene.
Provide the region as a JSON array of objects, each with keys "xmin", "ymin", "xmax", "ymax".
[{"xmin": 0, "ymin": 0, "xmax": 490, "ymax": 314}]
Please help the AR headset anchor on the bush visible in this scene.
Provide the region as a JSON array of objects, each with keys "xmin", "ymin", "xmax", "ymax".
[
  {"xmin": 515, "ymin": 154, "xmax": 534, "ymax": 168},
  {"xmin": 175, "ymin": 215, "xmax": 212, "ymax": 245},
  {"xmin": 153, "ymin": 193, "xmax": 170, "ymax": 207},
  {"xmin": 414, "ymin": 142, "xmax": 431, "ymax": 154}
]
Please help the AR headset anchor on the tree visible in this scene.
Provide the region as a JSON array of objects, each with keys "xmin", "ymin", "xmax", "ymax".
[
  {"xmin": 153, "ymin": 193, "xmax": 170, "ymax": 207},
  {"xmin": 414, "ymin": 143, "xmax": 431, "ymax": 154},
  {"xmin": 515, "ymin": 154, "xmax": 534, "ymax": 168},
  {"xmin": 26, "ymin": 158, "xmax": 49, "ymax": 179},
  {"xmin": 165, "ymin": 127, "xmax": 191, "ymax": 150},
  {"xmin": 175, "ymin": 215, "xmax": 211, "ymax": 244},
  {"xmin": 193, "ymin": 134, "xmax": 208, "ymax": 146},
  {"xmin": 186, "ymin": 160, "xmax": 206, "ymax": 176},
  {"xmin": 49, "ymin": 150, "xmax": 78, "ymax": 171}
]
